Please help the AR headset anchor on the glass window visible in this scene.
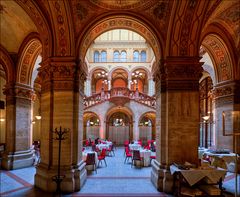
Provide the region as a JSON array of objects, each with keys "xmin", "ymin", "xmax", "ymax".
[
  {"xmin": 133, "ymin": 51, "xmax": 139, "ymax": 62},
  {"xmin": 140, "ymin": 51, "xmax": 146, "ymax": 62},
  {"xmin": 94, "ymin": 51, "xmax": 100, "ymax": 62},
  {"xmin": 120, "ymin": 51, "xmax": 127, "ymax": 62},
  {"xmin": 101, "ymin": 51, "xmax": 107, "ymax": 62},
  {"xmin": 113, "ymin": 51, "xmax": 120, "ymax": 62}
]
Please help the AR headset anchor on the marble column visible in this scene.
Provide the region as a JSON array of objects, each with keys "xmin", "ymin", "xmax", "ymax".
[
  {"xmin": 148, "ymin": 78, "xmax": 154, "ymax": 96},
  {"xmin": 34, "ymin": 58, "xmax": 87, "ymax": 193},
  {"xmin": 2, "ymin": 83, "xmax": 35, "ymax": 169},
  {"xmin": 151, "ymin": 57, "xmax": 203, "ymax": 193},
  {"xmin": 84, "ymin": 77, "xmax": 91, "ymax": 96}
]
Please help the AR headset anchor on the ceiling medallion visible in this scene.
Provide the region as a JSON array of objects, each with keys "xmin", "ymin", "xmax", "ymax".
[{"xmin": 90, "ymin": 0, "xmax": 148, "ymax": 10}]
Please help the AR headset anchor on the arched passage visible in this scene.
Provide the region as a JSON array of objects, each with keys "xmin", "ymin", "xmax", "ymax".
[
  {"xmin": 83, "ymin": 112, "xmax": 100, "ymax": 141},
  {"xmin": 106, "ymin": 107, "xmax": 133, "ymax": 145}
]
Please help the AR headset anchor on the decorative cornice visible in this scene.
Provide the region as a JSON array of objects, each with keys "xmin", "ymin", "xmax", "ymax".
[
  {"xmin": 4, "ymin": 83, "xmax": 36, "ymax": 101},
  {"xmin": 154, "ymin": 57, "xmax": 203, "ymax": 91},
  {"xmin": 38, "ymin": 58, "xmax": 86, "ymax": 92}
]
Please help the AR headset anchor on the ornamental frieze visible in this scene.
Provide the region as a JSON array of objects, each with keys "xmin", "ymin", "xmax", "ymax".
[
  {"xmin": 213, "ymin": 85, "xmax": 234, "ymax": 98},
  {"xmin": 3, "ymin": 84, "xmax": 36, "ymax": 101}
]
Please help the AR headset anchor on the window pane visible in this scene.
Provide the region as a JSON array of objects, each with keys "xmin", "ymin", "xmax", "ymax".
[
  {"xmin": 133, "ymin": 51, "xmax": 139, "ymax": 62},
  {"xmin": 141, "ymin": 51, "xmax": 146, "ymax": 62},
  {"xmin": 101, "ymin": 51, "xmax": 107, "ymax": 62},
  {"xmin": 121, "ymin": 51, "xmax": 127, "ymax": 62},
  {"xmin": 114, "ymin": 51, "xmax": 119, "ymax": 62},
  {"xmin": 94, "ymin": 51, "xmax": 100, "ymax": 62}
]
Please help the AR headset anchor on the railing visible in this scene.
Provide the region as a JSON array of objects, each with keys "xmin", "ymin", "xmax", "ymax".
[{"xmin": 84, "ymin": 87, "xmax": 156, "ymax": 109}]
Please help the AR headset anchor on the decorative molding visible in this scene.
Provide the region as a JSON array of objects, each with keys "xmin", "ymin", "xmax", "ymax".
[
  {"xmin": 18, "ymin": 38, "xmax": 42, "ymax": 85},
  {"xmin": 16, "ymin": 0, "xmax": 51, "ymax": 58},
  {"xmin": 202, "ymin": 34, "xmax": 233, "ymax": 82},
  {"xmin": 3, "ymin": 83, "xmax": 35, "ymax": 101},
  {"xmin": 79, "ymin": 16, "xmax": 161, "ymax": 65},
  {"xmin": 0, "ymin": 46, "xmax": 14, "ymax": 82}
]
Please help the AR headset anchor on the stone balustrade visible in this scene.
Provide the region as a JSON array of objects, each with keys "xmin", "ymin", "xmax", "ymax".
[{"xmin": 84, "ymin": 87, "xmax": 156, "ymax": 109}]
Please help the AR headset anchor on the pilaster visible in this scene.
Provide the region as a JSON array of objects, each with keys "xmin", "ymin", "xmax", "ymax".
[
  {"xmin": 151, "ymin": 57, "xmax": 203, "ymax": 193},
  {"xmin": 213, "ymin": 80, "xmax": 240, "ymax": 154},
  {"xmin": 2, "ymin": 83, "xmax": 35, "ymax": 169},
  {"xmin": 34, "ymin": 57, "xmax": 87, "ymax": 192}
]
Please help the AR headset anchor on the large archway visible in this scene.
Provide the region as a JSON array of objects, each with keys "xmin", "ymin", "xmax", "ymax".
[{"xmin": 106, "ymin": 107, "xmax": 133, "ymax": 145}]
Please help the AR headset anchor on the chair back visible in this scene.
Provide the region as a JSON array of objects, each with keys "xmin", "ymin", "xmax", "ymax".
[
  {"xmin": 132, "ymin": 150, "xmax": 141, "ymax": 160},
  {"xmin": 101, "ymin": 148, "xmax": 107, "ymax": 157},
  {"xmin": 92, "ymin": 144, "xmax": 96, "ymax": 151},
  {"xmin": 86, "ymin": 153, "xmax": 95, "ymax": 165}
]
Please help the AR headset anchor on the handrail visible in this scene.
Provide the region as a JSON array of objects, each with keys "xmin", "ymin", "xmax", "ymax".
[{"xmin": 84, "ymin": 87, "xmax": 156, "ymax": 109}]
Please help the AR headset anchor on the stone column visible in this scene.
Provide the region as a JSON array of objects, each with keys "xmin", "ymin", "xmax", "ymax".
[
  {"xmin": 2, "ymin": 83, "xmax": 35, "ymax": 169},
  {"xmin": 85, "ymin": 77, "xmax": 91, "ymax": 96},
  {"xmin": 99, "ymin": 117, "xmax": 105, "ymax": 139},
  {"xmin": 151, "ymin": 57, "xmax": 203, "ymax": 193},
  {"xmin": 34, "ymin": 57, "xmax": 87, "ymax": 193},
  {"xmin": 133, "ymin": 115, "xmax": 140, "ymax": 140},
  {"xmin": 148, "ymin": 77, "xmax": 154, "ymax": 96},
  {"xmin": 213, "ymin": 81, "xmax": 240, "ymax": 154},
  {"xmin": 108, "ymin": 76, "xmax": 111, "ymax": 90}
]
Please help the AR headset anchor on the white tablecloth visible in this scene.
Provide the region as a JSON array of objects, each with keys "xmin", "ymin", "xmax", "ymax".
[
  {"xmin": 170, "ymin": 165, "xmax": 226, "ymax": 186},
  {"xmin": 96, "ymin": 143, "xmax": 111, "ymax": 150},
  {"xmin": 129, "ymin": 143, "xmax": 141, "ymax": 150}
]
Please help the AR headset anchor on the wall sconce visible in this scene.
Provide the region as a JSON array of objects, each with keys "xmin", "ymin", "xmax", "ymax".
[
  {"xmin": 0, "ymin": 118, "xmax": 5, "ymax": 122},
  {"xmin": 35, "ymin": 115, "xmax": 42, "ymax": 120}
]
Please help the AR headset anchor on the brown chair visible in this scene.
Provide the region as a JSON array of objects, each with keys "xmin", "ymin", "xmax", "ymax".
[
  {"xmin": 85, "ymin": 153, "xmax": 97, "ymax": 173},
  {"xmin": 131, "ymin": 150, "xmax": 143, "ymax": 168}
]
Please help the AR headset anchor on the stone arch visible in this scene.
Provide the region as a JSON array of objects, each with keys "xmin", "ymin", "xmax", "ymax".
[
  {"xmin": 0, "ymin": 45, "xmax": 15, "ymax": 83},
  {"xmin": 83, "ymin": 111, "xmax": 101, "ymax": 140},
  {"xmin": 138, "ymin": 111, "xmax": 156, "ymax": 125},
  {"xmin": 130, "ymin": 66, "xmax": 151, "ymax": 79},
  {"xmin": 17, "ymin": 33, "xmax": 42, "ymax": 86},
  {"xmin": 88, "ymin": 66, "xmax": 109, "ymax": 79},
  {"xmin": 105, "ymin": 106, "xmax": 134, "ymax": 143},
  {"xmin": 77, "ymin": 15, "xmax": 163, "ymax": 74},
  {"xmin": 108, "ymin": 66, "xmax": 130, "ymax": 79},
  {"xmin": 15, "ymin": 0, "xmax": 53, "ymax": 58},
  {"xmin": 201, "ymin": 34, "xmax": 233, "ymax": 83}
]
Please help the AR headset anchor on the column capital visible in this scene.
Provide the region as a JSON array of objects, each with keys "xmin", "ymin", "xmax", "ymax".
[
  {"xmin": 4, "ymin": 83, "xmax": 36, "ymax": 101},
  {"xmin": 154, "ymin": 56, "xmax": 203, "ymax": 91},
  {"xmin": 213, "ymin": 80, "xmax": 240, "ymax": 107},
  {"xmin": 38, "ymin": 57, "xmax": 86, "ymax": 93}
]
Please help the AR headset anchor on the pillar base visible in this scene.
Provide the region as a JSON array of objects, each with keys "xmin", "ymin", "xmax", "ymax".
[
  {"xmin": 34, "ymin": 160, "xmax": 87, "ymax": 193},
  {"xmin": 151, "ymin": 160, "xmax": 173, "ymax": 194},
  {"xmin": 1, "ymin": 149, "xmax": 34, "ymax": 170}
]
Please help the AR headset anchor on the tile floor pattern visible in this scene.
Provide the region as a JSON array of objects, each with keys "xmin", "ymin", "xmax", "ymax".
[{"xmin": 0, "ymin": 147, "xmax": 239, "ymax": 197}]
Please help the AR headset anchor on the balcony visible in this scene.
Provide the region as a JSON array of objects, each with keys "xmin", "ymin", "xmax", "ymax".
[{"xmin": 84, "ymin": 87, "xmax": 156, "ymax": 109}]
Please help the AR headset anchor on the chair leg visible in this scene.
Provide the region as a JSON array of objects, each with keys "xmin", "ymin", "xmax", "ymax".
[
  {"xmin": 104, "ymin": 159, "xmax": 107, "ymax": 166},
  {"xmin": 124, "ymin": 157, "xmax": 127, "ymax": 163}
]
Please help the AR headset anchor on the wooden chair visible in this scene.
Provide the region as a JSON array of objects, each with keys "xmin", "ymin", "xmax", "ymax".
[
  {"xmin": 131, "ymin": 150, "xmax": 143, "ymax": 168},
  {"xmin": 85, "ymin": 153, "xmax": 97, "ymax": 173}
]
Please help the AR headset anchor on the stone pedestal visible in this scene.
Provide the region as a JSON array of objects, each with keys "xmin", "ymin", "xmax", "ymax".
[
  {"xmin": 2, "ymin": 83, "xmax": 35, "ymax": 169},
  {"xmin": 35, "ymin": 161, "xmax": 87, "ymax": 192}
]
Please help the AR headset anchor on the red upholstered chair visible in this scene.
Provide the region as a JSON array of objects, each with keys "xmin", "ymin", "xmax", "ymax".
[
  {"xmin": 98, "ymin": 148, "xmax": 107, "ymax": 167},
  {"xmin": 107, "ymin": 144, "xmax": 115, "ymax": 156},
  {"xmin": 137, "ymin": 140, "xmax": 142, "ymax": 146},
  {"xmin": 124, "ymin": 147, "xmax": 132, "ymax": 164},
  {"xmin": 85, "ymin": 153, "xmax": 97, "ymax": 173},
  {"xmin": 144, "ymin": 145, "xmax": 150, "ymax": 150}
]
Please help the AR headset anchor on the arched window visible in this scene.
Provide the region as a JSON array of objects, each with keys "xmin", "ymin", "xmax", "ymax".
[
  {"xmin": 140, "ymin": 51, "xmax": 146, "ymax": 62},
  {"xmin": 113, "ymin": 51, "xmax": 120, "ymax": 62},
  {"xmin": 94, "ymin": 51, "xmax": 100, "ymax": 62},
  {"xmin": 120, "ymin": 51, "xmax": 127, "ymax": 62},
  {"xmin": 101, "ymin": 51, "xmax": 107, "ymax": 62},
  {"xmin": 133, "ymin": 51, "xmax": 139, "ymax": 62}
]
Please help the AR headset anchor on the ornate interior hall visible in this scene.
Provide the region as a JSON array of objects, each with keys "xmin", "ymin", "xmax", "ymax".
[{"xmin": 0, "ymin": 0, "xmax": 239, "ymax": 196}]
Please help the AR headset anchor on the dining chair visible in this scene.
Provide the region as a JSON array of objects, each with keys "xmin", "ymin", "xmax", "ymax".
[
  {"xmin": 124, "ymin": 147, "xmax": 132, "ymax": 164},
  {"xmin": 98, "ymin": 148, "xmax": 107, "ymax": 167},
  {"xmin": 85, "ymin": 153, "xmax": 97, "ymax": 173},
  {"xmin": 131, "ymin": 150, "xmax": 143, "ymax": 168}
]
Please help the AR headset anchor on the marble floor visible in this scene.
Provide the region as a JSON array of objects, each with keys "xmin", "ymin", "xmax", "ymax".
[{"xmin": 0, "ymin": 147, "xmax": 239, "ymax": 197}]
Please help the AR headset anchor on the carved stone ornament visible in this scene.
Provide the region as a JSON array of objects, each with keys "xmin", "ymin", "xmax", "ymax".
[{"xmin": 4, "ymin": 83, "xmax": 36, "ymax": 101}]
